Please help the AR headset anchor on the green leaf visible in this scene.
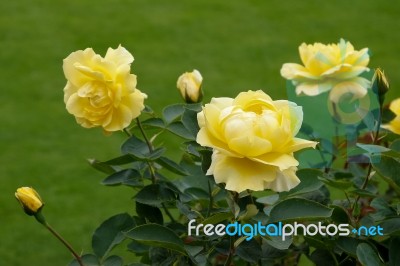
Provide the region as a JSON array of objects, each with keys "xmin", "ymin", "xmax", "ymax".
[
  {"xmin": 141, "ymin": 118, "xmax": 165, "ymax": 128},
  {"xmin": 167, "ymin": 121, "xmax": 194, "ymax": 139},
  {"xmin": 185, "ymin": 103, "xmax": 203, "ymax": 112},
  {"xmin": 135, "ymin": 202, "xmax": 163, "ymax": 224},
  {"xmin": 163, "ymin": 104, "xmax": 185, "ymax": 124},
  {"xmin": 135, "ymin": 184, "xmax": 176, "ymax": 206},
  {"xmin": 268, "ymin": 198, "xmax": 333, "ymax": 223},
  {"xmin": 127, "ymin": 240, "xmax": 150, "ymax": 254},
  {"xmin": 348, "ymin": 189, "xmax": 377, "ymax": 198},
  {"xmin": 310, "ymin": 249, "xmax": 337, "ymax": 266},
  {"xmin": 236, "ymin": 239, "xmax": 262, "ymax": 263},
  {"xmin": 69, "ymin": 254, "xmax": 99, "ymax": 266},
  {"xmin": 156, "ymin": 156, "xmax": 189, "ymax": 175},
  {"xmin": 183, "ymin": 187, "xmax": 209, "ymax": 200},
  {"xmin": 257, "ymin": 194, "xmax": 279, "ymax": 205},
  {"xmin": 103, "ymin": 154, "xmax": 136, "ymax": 166},
  {"xmin": 202, "ymin": 212, "xmax": 233, "ymax": 225},
  {"xmin": 372, "ymin": 154, "xmax": 400, "ymax": 194},
  {"xmin": 103, "ymin": 255, "xmax": 123, "ymax": 266},
  {"xmin": 356, "ymin": 243, "xmax": 382, "ymax": 266},
  {"xmin": 264, "ymin": 235, "xmax": 293, "ymax": 250},
  {"xmin": 92, "ymin": 213, "xmax": 135, "ymax": 259},
  {"xmin": 390, "ymin": 139, "xmax": 400, "ymax": 153},
  {"xmin": 356, "ymin": 143, "xmax": 390, "ymax": 154},
  {"xmin": 122, "ymin": 136, "xmax": 165, "ymax": 161},
  {"xmin": 330, "ymin": 204, "xmax": 350, "ymax": 224},
  {"xmin": 125, "ymin": 224, "xmax": 186, "ymax": 254},
  {"xmin": 88, "ymin": 159, "xmax": 117, "ymax": 174},
  {"xmin": 102, "ymin": 169, "xmax": 142, "ymax": 187},
  {"xmin": 121, "ymin": 135, "xmax": 149, "ymax": 156},
  {"xmin": 280, "ymin": 169, "xmax": 324, "ymax": 198},
  {"xmin": 378, "ymin": 217, "xmax": 400, "ymax": 235},
  {"xmin": 181, "ymin": 108, "xmax": 200, "ymax": 137},
  {"xmin": 336, "ymin": 237, "xmax": 364, "ymax": 257},
  {"xmin": 318, "ymin": 176, "xmax": 354, "ymax": 190},
  {"xmin": 389, "ymin": 237, "xmax": 400, "ymax": 266}
]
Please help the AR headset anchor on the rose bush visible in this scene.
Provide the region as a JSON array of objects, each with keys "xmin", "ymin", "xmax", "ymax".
[
  {"xmin": 280, "ymin": 39, "xmax": 370, "ymax": 103},
  {"xmin": 17, "ymin": 44, "xmax": 400, "ymax": 266},
  {"xmin": 63, "ymin": 45, "xmax": 147, "ymax": 132},
  {"xmin": 196, "ymin": 90, "xmax": 317, "ymax": 192}
]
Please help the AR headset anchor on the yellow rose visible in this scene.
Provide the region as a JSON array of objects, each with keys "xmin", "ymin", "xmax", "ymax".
[
  {"xmin": 177, "ymin": 69, "xmax": 203, "ymax": 103},
  {"xmin": 15, "ymin": 187, "xmax": 44, "ymax": 215},
  {"xmin": 63, "ymin": 45, "xmax": 147, "ymax": 132},
  {"xmin": 196, "ymin": 90, "xmax": 317, "ymax": 193},
  {"xmin": 281, "ymin": 39, "xmax": 370, "ymax": 103},
  {"xmin": 382, "ymin": 98, "xmax": 400, "ymax": 135}
]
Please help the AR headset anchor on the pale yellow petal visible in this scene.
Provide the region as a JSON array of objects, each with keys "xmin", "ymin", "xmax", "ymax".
[
  {"xmin": 196, "ymin": 128, "xmax": 241, "ymax": 157},
  {"xmin": 295, "ymin": 82, "xmax": 333, "ymax": 96},
  {"xmin": 280, "ymin": 63, "xmax": 318, "ymax": 80},
  {"xmin": 228, "ymin": 135, "xmax": 272, "ymax": 157},
  {"xmin": 208, "ymin": 152, "xmax": 276, "ymax": 193},
  {"xmin": 251, "ymin": 152, "xmax": 299, "ymax": 170},
  {"xmin": 264, "ymin": 167, "xmax": 300, "ymax": 192},
  {"xmin": 63, "ymin": 48, "xmax": 99, "ymax": 87},
  {"xmin": 389, "ymin": 98, "xmax": 400, "ymax": 115},
  {"xmin": 65, "ymin": 93, "xmax": 87, "ymax": 117},
  {"xmin": 209, "ymin": 97, "xmax": 234, "ymax": 110},
  {"xmin": 103, "ymin": 104, "xmax": 133, "ymax": 131},
  {"xmin": 282, "ymin": 138, "xmax": 318, "ymax": 153},
  {"xmin": 104, "ymin": 45, "xmax": 134, "ymax": 66}
]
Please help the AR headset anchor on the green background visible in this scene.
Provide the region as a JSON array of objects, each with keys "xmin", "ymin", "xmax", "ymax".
[{"xmin": 1, "ymin": 0, "xmax": 399, "ymax": 265}]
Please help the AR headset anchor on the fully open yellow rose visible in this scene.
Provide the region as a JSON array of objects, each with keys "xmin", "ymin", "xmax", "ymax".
[
  {"xmin": 63, "ymin": 45, "xmax": 147, "ymax": 132},
  {"xmin": 196, "ymin": 90, "xmax": 317, "ymax": 192},
  {"xmin": 382, "ymin": 98, "xmax": 400, "ymax": 134},
  {"xmin": 281, "ymin": 39, "xmax": 370, "ymax": 103}
]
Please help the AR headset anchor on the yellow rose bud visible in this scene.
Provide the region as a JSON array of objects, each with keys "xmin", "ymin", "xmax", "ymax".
[
  {"xmin": 63, "ymin": 45, "xmax": 147, "ymax": 132},
  {"xmin": 281, "ymin": 39, "xmax": 370, "ymax": 103},
  {"xmin": 196, "ymin": 90, "xmax": 317, "ymax": 193},
  {"xmin": 177, "ymin": 69, "xmax": 203, "ymax": 103},
  {"xmin": 382, "ymin": 98, "xmax": 400, "ymax": 135},
  {"xmin": 15, "ymin": 187, "xmax": 44, "ymax": 215},
  {"xmin": 372, "ymin": 68, "xmax": 389, "ymax": 100}
]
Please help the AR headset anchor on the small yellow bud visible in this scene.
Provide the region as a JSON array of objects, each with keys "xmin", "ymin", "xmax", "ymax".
[
  {"xmin": 15, "ymin": 187, "xmax": 44, "ymax": 216},
  {"xmin": 372, "ymin": 68, "xmax": 389, "ymax": 98},
  {"xmin": 177, "ymin": 69, "xmax": 203, "ymax": 103}
]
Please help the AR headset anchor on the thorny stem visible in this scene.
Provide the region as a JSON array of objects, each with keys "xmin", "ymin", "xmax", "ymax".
[
  {"xmin": 136, "ymin": 118, "xmax": 153, "ymax": 153},
  {"xmin": 45, "ymin": 223, "xmax": 84, "ymax": 266},
  {"xmin": 206, "ymin": 178, "xmax": 213, "ymax": 218},
  {"xmin": 225, "ymin": 192, "xmax": 239, "ymax": 266},
  {"xmin": 352, "ymin": 103, "xmax": 383, "ymax": 218},
  {"xmin": 326, "ymin": 103, "xmax": 341, "ymax": 173},
  {"xmin": 162, "ymin": 203, "xmax": 176, "ymax": 223},
  {"xmin": 132, "ymin": 118, "xmax": 157, "ymax": 184}
]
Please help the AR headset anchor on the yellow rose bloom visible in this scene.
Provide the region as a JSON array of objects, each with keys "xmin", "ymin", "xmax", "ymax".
[
  {"xmin": 196, "ymin": 90, "xmax": 317, "ymax": 193},
  {"xmin": 281, "ymin": 39, "xmax": 370, "ymax": 103},
  {"xmin": 382, "ymin": 98, "xmax": 400, "ymax": 135},
  {"xmin": 177, "ymin": 69, "xmax": 203, "ymax": 103},
  {"xmin": 63, "ymin": 45, "xmax": 147, "ymax": 132},
  {"xmin": 15, "ymin": 187, "xmax": 44, "ymax": 215}
]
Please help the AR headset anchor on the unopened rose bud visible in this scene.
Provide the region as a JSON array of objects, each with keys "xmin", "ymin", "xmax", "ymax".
[
  {"xmin": 15, "ymin": 187, "xmax": 44, "ymax": 216},
  {"xmin": 177, "ymin": 69, "xmax": 203, "ymax": 103},
  {"xmin": 372, "ymin": 68, "xmax": 389, "ymax": 104}
]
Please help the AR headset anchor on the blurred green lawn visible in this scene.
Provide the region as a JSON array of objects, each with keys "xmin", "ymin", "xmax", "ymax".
[{"xmin": 1, "ymin": 0, "xmax": 400, "ymax": 265}]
